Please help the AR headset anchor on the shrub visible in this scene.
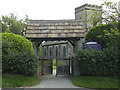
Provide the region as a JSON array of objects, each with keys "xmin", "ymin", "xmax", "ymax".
[
  {"xmin": 85, "ymin": 22, "xmax": 119, "ymax": 48},
  {"xmin": 2, "ymin": 52, "xmax": 38, "ymax": 76},
  {"xmin": 2, "ymin": 33, "xmax": 34, "ymax": 53},
  {"xmin": 2, "ymin": 33, "xmax": 38, "ymax": 76},
  {"xmin": 77, "ymin": 47, "xmax": 118, "ymax": 76}
]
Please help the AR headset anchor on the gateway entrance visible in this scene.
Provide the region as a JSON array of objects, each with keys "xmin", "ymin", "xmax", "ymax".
[{"xmin": 26, "ymin": 20, "xmax": 84, "ymax": 76}]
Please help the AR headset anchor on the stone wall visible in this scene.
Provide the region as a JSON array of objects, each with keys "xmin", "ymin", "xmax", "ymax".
[
  {"xmin": 41, "ymin": 41, "xmax": 73, "ymax": 59},
  {"xmin": 75, "ymin": 4, "xmax": 102, "ymax": 34}
]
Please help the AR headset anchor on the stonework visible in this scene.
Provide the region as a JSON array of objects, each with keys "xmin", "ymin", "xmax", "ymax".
[
  {"xmin": 75, "ymin": 4, "xmax": 102, "ymax": 34},
  {"xmin": 41, "ymin": 41, "xmax": 73, "ymax": 60}
]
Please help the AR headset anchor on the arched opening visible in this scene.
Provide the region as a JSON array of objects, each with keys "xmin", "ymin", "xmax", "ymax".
[
  {"xmin": 26, "ymin": 20, "xmax": 84, "ymax": 77},
  {"xmin": 40, "ymin": 40, "xmax": 73, "ymax": 76}
]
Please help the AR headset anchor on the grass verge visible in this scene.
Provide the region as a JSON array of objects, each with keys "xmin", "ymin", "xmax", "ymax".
[
  {"xmin": 53, "ymin": 59, "xmax": 56, "ymax": 70},
  {"xmin": 71, "ymin": 76, "xmax": 118, "ymax": 89},
  {"xmin": 2, "ymin": 74, "xmax": 40, "ymax": 88},
  {"xmin": 53, "ymin": 66, "xmax": 56, "ymax": 70}
]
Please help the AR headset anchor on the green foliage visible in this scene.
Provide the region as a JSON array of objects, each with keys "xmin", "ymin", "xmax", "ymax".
[
  {"xmin": 2, "ymin": 52, "xmax": 38, "ymax": 76},
  {"xmin": 53, "ymin": 59, "xmax": 66, "ymax": 66},
  {"xmin": 53, "ymin": 59, "xmax": 56, "ymax": 66},
  {"xmin": 53, "ymin": 66, "xmax": 56, "ymax": 70},
  {"xmin": 53, "ymin": 60, "xmax": 56, "ymax": 70},
  {"xmin": 43, "ymin": 60, "xmax": 51, "ymax": 66},
  {"xmin": 102, "ymin": 0, "xmax": 119, "ymax": 23},
  {"xmin": 85, "ymin": 22, "xmax": 119, "ymax": 48},
  {"xmin": 86, "ymin": 7, "xmax": 102, "ymax": 28},
  {"xmin": 77, "ymin": 47, "xmax": 118, "ymax": 76},
  {"xmin": 2, "ymin": 13, "xmax": 28, "ymax": 35},
  {"xmin": 52, "ymin": 59, "xmax": 67, "ymax": 70},
  {"xmin": 83, "ymin": 21, "xmax": 119, "ymax": 77},
  {"xmin": 2, "ymin": 33, "xmax": 38, "ymax": 76},
  {"xmin": 57, "ymin": 60, "xmax": 67, "ymax": 65},
  {"xmin": 2, "ymin": 33, "xmax": 34, "ymax": 54},
  {"xmin": 86, "ymin": 0, "xmax": 119, "ymax": 27}
]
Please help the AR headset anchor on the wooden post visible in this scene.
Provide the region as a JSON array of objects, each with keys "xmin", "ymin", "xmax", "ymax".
[
  {"xmin": 41, "ymin": 59, "xmax": 44, "ymax": 75},
  {"xmin": 38, "ymin": 59, "xmax": 40, "ymax": 77},
  {"xmin": 32, "ymin": 40, "xmax": 43, "ymax": 77},
  {"xmin": 33, "ymin": 40, "xmax": 43, "ymax": 55},
  {"xmin": 56, "ymin": 47, "xmax": 58, "ymax": 77},
  {"xmin": 69, "ymin": 38, "xmax": 83, "ymax": 76},
  {"xmin": 71, "ymin": 57, "xmax": 74, "ymax": 76},
  {"xmin": 33, "ymin": 41, "xmax": 38, "ymax": 55},
  {"xmin": 69, "ymin": 57, "xmax": 70, "ymax": 74},
  {"xmin": 51, "ymin": 58, "xmax": 53, "ymax": 74}
]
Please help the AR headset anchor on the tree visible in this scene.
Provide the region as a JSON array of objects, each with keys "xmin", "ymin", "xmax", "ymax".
[
  {"xmin": 85, "ymin": 22, "xmax": 119, "ymax": 48},
  {"xmin": 1, "ymin": 13, "xmax": 28, "ymax": 36},
  {"xmin": 86, "ymin": 5, "xmax": 102, "ymax": 29},
  {"xmin": 102, "ymin": 0, "xmax": 119, "ymax": 23},
  {"xmin": 86, "ymin": 0, "xmax": 119, "ymax": 28}
]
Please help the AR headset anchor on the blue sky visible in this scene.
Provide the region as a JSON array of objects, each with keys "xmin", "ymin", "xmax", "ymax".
[{"xmin": 0, "ymin": 0, "xmax": 119, "ymax": 20}]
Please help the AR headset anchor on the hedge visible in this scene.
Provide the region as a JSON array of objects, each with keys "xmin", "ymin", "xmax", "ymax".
[
  {"xmin": 2, "ymin": 52, "xmax": 38, "ymax": 76},
  {"xmin": 85, "ymin": 22, "xmax": 119, "ymax": 48},
  {"xmin": 2, "ymin": 33, "xmax": 38, "ymax": 76},
  {"xmin": 2, "ymin": 33, "xmax": 34, "ymax": 53},
  {"xmin": 77, "ymin": 47, "xmax": 118, "ymax": 76}
]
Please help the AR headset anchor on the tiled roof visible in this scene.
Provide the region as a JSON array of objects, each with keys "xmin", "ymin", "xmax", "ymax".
[{"xmin": 26, "ymin": 20, "xmax": 84, "ymax": 39}]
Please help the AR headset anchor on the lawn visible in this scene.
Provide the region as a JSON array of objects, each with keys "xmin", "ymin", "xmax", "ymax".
[
  {"xmin": 2, "ymin": 74, "xmax": 40, "ymax": 88},
  {"xmin": 52, "ymin": 59, "xmax": 67, "ymax": 70},
  {"xmin": 53, "ymin": 66, "xmax": 56, "ymax": 70},
  {"xmin": 71, "ymin": 76, "xmax": 118, "ymax": 89},
  {"xmin": 53, "ymin": 59, "xmax": 56, "ymax": 70}
]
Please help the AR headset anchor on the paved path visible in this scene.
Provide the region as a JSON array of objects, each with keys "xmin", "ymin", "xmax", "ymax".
[
  {"xmin": 30, "ymin": 74, "xmax": 80, "ymax": 88},
  {"xmin": 30, "ymin": 69, "xmax": 81, "ymax": 88},
  {"xmin": 21, "ymin": 70, "xmax": 92, "ymax": 89},
  {"xmin": 28, "ymin": 69, "xmax": 92, "ymax": 89}
]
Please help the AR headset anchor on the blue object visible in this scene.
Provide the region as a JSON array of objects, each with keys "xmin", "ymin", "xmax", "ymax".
[{"xmin": 83, "ymin": 41, "xmax": 101, "ymax": 50}]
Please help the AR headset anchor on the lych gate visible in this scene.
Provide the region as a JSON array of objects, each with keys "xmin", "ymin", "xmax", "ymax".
[{"xmin": 26, "ymin": 20, "xmax": 85, "ymax": 76}]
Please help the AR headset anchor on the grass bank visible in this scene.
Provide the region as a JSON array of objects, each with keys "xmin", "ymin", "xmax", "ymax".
[
  {"xmin": 2, "ymin": 74, "xmax": 40, "ymax": 88},
  {"xmin": 71, "ymin": 76, "xmax": 118, "ymax": 89},
  {"xmin": 52, "ymin": 59, "xmax": 67, "ymax": 70},
  {"xmin": 53, "ymin": 60, "xmax": 56, "ymax": 70}
]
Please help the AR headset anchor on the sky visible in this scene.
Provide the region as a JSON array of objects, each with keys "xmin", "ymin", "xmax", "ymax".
[{"xmin": 0, "ymin": 0, "xmax": 119, "ymax": 20}]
